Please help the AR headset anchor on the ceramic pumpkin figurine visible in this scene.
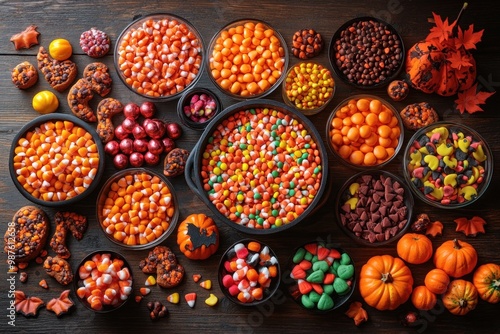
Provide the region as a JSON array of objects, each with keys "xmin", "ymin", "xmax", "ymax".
[
  {"xmin": 472, "ymin": 263, "xmax": 500, "ymax": 304},
  {"xmin": 442, "ymin": 279, "xmax": 478, "ymax": 315},
  {"xmin": 177, "ymin": 213, "xmax": 219, "ymax": 260},
  {"xmin": 359, "ymin": 254, "xmax": 414, "ymax": 311}
]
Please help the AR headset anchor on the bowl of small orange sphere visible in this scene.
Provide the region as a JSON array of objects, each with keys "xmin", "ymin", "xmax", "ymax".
[{"xmin": 326, "ymin": 95, "xmax": 404, "ymax": 169}]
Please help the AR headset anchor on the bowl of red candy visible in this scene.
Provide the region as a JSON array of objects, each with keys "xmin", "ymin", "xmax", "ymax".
[{"xmin": 177, "ymin": 88, "xmax": 222, "ymax": 130}]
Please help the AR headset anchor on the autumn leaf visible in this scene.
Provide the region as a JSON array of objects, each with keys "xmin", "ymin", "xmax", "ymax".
[
  {"xmin": 456, "ymin": 24, "xmax": 484, "ymax": 50},
  {"xmin": 447, "ymin": 50, "xmax": 472, "ymax": 70},
  {"xmin": 455, "ymin": 83, "xmax": 495, "ymax": 114},
  {"xmin": 426, "ymin": 220, "xmax": 443, "ymax": 237},
  {"xmin": 345, "ymin": 301, "xmax": 368, "ymax": 326},
  {"xmin": 454, "ymin": 216, "xmax": 486, "ymax": 237},
  {"xmin": 427, "ymin": 12, "xmax": 456, "ymax": 43}
]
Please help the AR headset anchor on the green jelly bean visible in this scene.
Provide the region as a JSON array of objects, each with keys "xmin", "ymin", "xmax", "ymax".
[
  {"xmin": 293, "ymin": 248, "xmax": 306, "ymax": 263},
  {"xmin": 311, "ymin": 255, "xmax": 318, "ymax": 263},
  {"xmin": 340, "ymin": 253, "xmax": 351, "ymax": 265},
  {"xmin": 323, "ymin": 284, "xmax": 334, "ymax": 295},
  {"xmin": 333, "ymin": 277, "xmax": 350, "ymax": 295},
  {"xmin": 301, "ymin": 294, "xmax": 315, "ymax": 309},
  {"xmin": 306, "ymin": 270, "xmax": 324, "ymax": 283},
  {"xmin": 312, "ymin": 260, "xmax": 329, "ymax": 272},
  {"xmin": 308, "ymin": 291, "xmax": 321, "ymax": 303},
  {"xmin": 337, "ymin": 264, "xmax": 354, "ymax": 280},
  {"xmin": 304, "ymin": 252, "xmax": 313, "ymax": 261},
  {"xmin": 317, "ymin": 293, "xmax": 334, "ymax": 311},
  {"xmin": 333, "ymin": 259, "xmax": 341, "ymax": 272}
]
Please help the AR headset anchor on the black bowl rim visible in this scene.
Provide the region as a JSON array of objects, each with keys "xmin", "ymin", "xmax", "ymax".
[
  {"xmin": 325, "ymin": 94, "xmax": 405, "ymax": 170},
  {"xmin": 185, "ymin": 98, "xmax": 329, "ymax": 235},
  {"xmin": 217, "ymin": 238, "xmax": 281, "ymax": 307},
  {"xmin": 205, "ymin": 18, "xmax": 289, "ymax": 100},
  {"xmin": 177, "ymin": 87, "xmax": 223, "ymax": 130},
  {"xmin": 8, "ymin": 113, "xmax": 105, "ymax": 207},
  {"xmin": 73, "ymin": 250, "xmax": 133, "ymax": 313},
  {"xmin": 334, "ymin": 169, "xmax": 414, "ymax": 247},
  {"xmin": 328, "ymin": 16, "xmax": 405, "ymax": 90},
  {"xmin": 95, "ymin": 167, "xmax": 179, "ymax": 250},
  {"xmin": 113, "ymin": 12, "xmax": 206, "ymax": 101},
  {"xmin": 402, "ymin": 121, "xmax": 494, "ymax": 209},
  {"xmin": 283, "ymin": 241, "xmax": 357, "ymax": 313}
]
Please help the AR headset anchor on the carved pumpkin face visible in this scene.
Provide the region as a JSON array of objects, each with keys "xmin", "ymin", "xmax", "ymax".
[{"xmin": 177, "ymin": 213, "xmax": 219, "ymax": 260}]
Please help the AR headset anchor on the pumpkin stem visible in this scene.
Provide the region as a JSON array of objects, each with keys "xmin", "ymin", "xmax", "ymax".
[
  {"xmin": 458, "ymin": 298, "xmax": 468, "ymax": 308},
  {"xmin": 452, "ymin": 238, "xmax": 462, "ymax": 249},
  {"xmin": 381, "ymin": 272, "xmax": 394, "ymax": 283},
  {"xmin": 453, "ymin": 3, "xmax": 468, "ymax": 35}
]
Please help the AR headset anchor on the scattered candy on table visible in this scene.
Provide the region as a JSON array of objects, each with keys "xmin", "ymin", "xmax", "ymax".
[
  {"xmin": 166, "ymin": 292, "xmax": 180, "ymax": 304},
  {"xmin": 205, "ymin": 293, "xmax": 219, "ymax": 307},
  {"xmin": 185, "ymin": 292, "xmax": 197, "ymax": 308},
  {"xmin": 199, "ymin": 280, "xmax": 212, "ymax": 290}
]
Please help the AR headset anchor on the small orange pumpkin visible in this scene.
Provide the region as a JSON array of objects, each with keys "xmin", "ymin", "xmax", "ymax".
[
  {"xmin": 411, "ymin": 285, "xmax": 437, "ymax": 311},
  {"xmin": 442, "ymin": 279, "xmax": 478, "ymax": 316},
  {"xmin": 397, "ymin": 233, "xmax": 433, "ymax": 264},
  {"xmin": 359, "ymin": 254, "xmax": 414, "ymax": 311},
  {"xmin": 177, "ymin": 213, "xmax": 219, "ymax": 260},
  {"xmin": 472, "ymin": 263, "xmax": 500, "ymax": 304},
  {"xmin": 424, "ymin": 268, "xmax": 450, "ymax": 295},
  {"xmin": 433, "ymin": 239, "xmax": 477, "ymax": 278}
]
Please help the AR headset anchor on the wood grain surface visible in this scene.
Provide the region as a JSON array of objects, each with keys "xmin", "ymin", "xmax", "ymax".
[{"xmin": 1, "ymin": 1, "xmax": 499, "ymax": 333}]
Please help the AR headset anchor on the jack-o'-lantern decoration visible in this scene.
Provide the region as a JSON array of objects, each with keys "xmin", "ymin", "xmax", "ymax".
[{"xmin": 177, "ymin": 213, "xmax": 219, "ymax": 260}]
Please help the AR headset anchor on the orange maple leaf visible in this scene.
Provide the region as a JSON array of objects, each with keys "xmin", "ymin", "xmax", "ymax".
[
  {"xmin": 345, "ymin": 301, "xmax": 368, "ymax": 326},
  {"xmin": 427, "ymin": 12, "xmax": 456, "ymax": 43},
  {"xmin": 447, "ymin": 50, "xmax": 472, "ymax": 70},
  {"xmin": 455, "ymin": 83, "xmax": 495, "ymax": 114},
  {"xmin": 454, "ymin": 216, "xmax": 486, "ymax": 237},
  {"xmin": 456, "ymin": 24, "xmax": 484, "ymax": 50},
  {"xmin": 426, "ymin": 220, "xmax": 444, "ymax": 237}
]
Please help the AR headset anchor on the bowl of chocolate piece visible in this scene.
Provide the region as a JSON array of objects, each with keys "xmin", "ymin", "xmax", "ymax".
[
  {"xmin": 335, "ymin": 170, "xmax": 413, "ymax": 246},
  {"xmin": 329, "ymin": 17, "xmax": 405, "ymax": 89}
]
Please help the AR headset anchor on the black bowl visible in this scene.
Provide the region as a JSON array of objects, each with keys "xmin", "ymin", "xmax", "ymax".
[{"xmin": 177, "ymin": 87, "xmax": 222, "ymax": 130}]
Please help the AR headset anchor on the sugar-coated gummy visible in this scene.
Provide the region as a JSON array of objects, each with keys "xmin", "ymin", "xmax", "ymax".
[
  {"xmin": 333, "ymin": 277, "xmax": 350, "ymax": 295},
  {"xmin": 340, "ymin": 253, "xmax": 351, "ymax": 265},
  {"xmin": 293, "ymin": 248, "xmax": 306, "ymax": 263},
  {"xmin": 306, "ymin": 270, "xmax": 324, "ymax": 283},
  {"xmin": 301, "ymin": 294, "xmax": 315, "ymax": 309},
  {"xmin": 337, "ymin": 264, "xmax": 355, "ymax": 280}
]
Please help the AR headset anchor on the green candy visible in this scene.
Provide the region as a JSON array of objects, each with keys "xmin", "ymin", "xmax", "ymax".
[
  {"xmin": 301, "ymin": 294, "xmax": 315, "ymax": 309},
  {"xmin": 323, "ymin": 284, "xmax": 334, "ymax": 295},
  {"xmin": 317, "ymin": 293, "xmax": 334, "ymax": 311},
  {"xmin": 306, "ymin": 270, "xmax": 324, "ymax": 283},
  {"xmin": 312, "ymin": 260, "xmax": 329, "ymax": 272},
  {"xmin": 304, "ymin": 252, "xmax": 313, "ymax": 261},
  {"xmin": 308, "ymin": 291, "xmax": 321, "ymax": 303},
  {"xmin": 337, "ymin": 264, "xmax": 355, "ymax": 280},
  {"xmin": 311, "ymin": 255, "xmax": 318, "ymax": 263},
  {"xmin": 333, "ymin": 277, "xmax": 350, "ymax": 295},
  {"xmin": 340, "ymin": 253, "xmax": 351, "ymax": 265},
  {"xmin": 293, "ymin": 248, "xmax": 306, "ymax": 263}
]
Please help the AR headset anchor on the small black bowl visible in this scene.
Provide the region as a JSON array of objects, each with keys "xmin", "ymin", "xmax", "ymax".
[
  {"xmin": 177, "ymin": 87, "xmax": 222, "ymax": 130},
  {"xmin": 328, "ymin": 16, "xmax": 405, "ymax": 89}
]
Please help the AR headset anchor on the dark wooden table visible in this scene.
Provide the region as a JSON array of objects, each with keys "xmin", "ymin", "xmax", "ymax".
[{"xmin": 1, "ymin": 1, "xmax": 499, "ymax": 333}]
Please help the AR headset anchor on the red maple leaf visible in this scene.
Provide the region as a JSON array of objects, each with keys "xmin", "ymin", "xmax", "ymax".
[
  {"xmin": 456, "ymin": 24, "xmax": 484, "ymax": 50},
  {"xmin": 426, "ymin": 12, "xmax": 456, "ymax": 43},
  {"xmin": 455, "ymin": 83, "xmax": 495, "ymax": 114},
  {"xmin": 447, "ymin": 50, "xmax": 472, "ymax": 70}
]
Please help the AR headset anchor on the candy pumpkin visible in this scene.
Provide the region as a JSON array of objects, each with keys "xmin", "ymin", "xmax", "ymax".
[
  {"xmin": 442, "ymin": 279, "xmax": 478, "ymax": 316},
  {"xmin": 359, "ymin": 254, "xmax": 413, "ymax": 311},
  {"xmin": 177, "ymin": 213, "xmax": 219, "ymax": 260},
  {"xmin": 424, "ymin": 268, "xmax": 450, "ymax": 295},
  {"xmin": 411, "ymin": 285, "xmax": 437, "ymax": 311},
  {"xmin": 472, "ymin": 263, "xmax": 500, "ymax": 304},
  {"xmin": 433, "ymin": 239, "xmax": 477, "ymax": 278},
  {"xmin": 396, "ymin": 233, "xmax": 433, "ymax": 264}
]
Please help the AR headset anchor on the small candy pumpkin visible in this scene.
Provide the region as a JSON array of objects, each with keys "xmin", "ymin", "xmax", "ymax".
[
  {"xmin": 442, "ymin": 279, "xmax": 478, "ymax": 316},
  {"xmin": 424, "ymin": 268, "xmax": 450, "ymax": 295},
  {"xmin": 177, "ymin": 213, "xmax": 219, "ymax": 260},
  {"xmin": 411, "ymin": 285, "xmax": 437, "ymax": 311},
  {"xmin": 397, "ymin": 233, "xmax": 433, "ymax": 264},
  {"xmin": 359, "ymin": 254, "xmax": 414, "ymax": 311},
  {"xmin": 472, "ymin": 263, "xmax": 500, "ymax": 304},
  {"xmin": 433, "ymin": 239, "xmax": 477, "ymax": 278}
]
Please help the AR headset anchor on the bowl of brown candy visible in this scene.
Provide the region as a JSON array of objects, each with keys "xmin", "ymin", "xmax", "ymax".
[
  {"xmin": 329, "ymin": 17, "xmax": 405, "ymax": 89},
  {"xmin": 335, "ymin": 170, "xmax": 413, "ymax": 246}
]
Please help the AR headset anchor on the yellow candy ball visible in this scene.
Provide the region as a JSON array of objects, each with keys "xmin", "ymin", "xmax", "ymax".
[
  {"xmin": 32, "ymin": 90, "xmax": 59, "ymax": 114},
  {"xmin": 49, "ymin": 38, "xmax": 73, "ymax": 61}
]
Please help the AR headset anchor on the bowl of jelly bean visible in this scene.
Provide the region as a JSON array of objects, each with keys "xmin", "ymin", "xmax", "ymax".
[
  {"xmin": 184, "ymin": 99, "xmax": 329, "ymax": 235},
  {"xmin": 9, "ymin": 113, "xmax": 105, "ymax": 207},
  {"xmin": 403, "ymin": 122, "xmax": 493, "ymax": 209},
  {"xmin": 114, "ymin": 13, "xmax": 205, "ymax": 102},
  {"xmin": 74, "ymin": 250, "xmax": 133, "ymax": 313},
  {"xmin": 284, "ymin": 241, "xmax": 356, "ymax": 313},
  {"xmin": 326, "ymin": 94, "xmax": 404, "ymax": 169},
  {"xmin": 218, "ymin": 239, "xmax": 281, "ymax": 306},
  {"xmin": 206, "ymin": 19, "xmax": 289, "ymax": 100},
  {"xmin": 96, "ymin": 168, "xmax": 179, "ymax": 250},
  {"xmin": 281, "ymin": 61, "xmax": 336, "ymax": 116}
]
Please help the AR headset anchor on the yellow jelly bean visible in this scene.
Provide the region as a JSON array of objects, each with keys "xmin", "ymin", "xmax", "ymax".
[
  {"xmin": 424, "ymin": 181, "xmax": 444, "ymax": 200},
  {"xmin": 348, "ymin": 182, "xmax": 360, "ymax": 196},
  {"xmin": 443, "ymin": 156, "xmax": 457, "ymax": 168},
  {"xmin": 410, "ymin": 150, "xmax": 422, "ymax": 166},
  {"xmin": 472, "ymin": 144, "xmax": 487, "ymax": 162},
  {"xmin": 444, "ymin": 174, "xmax": 458, "ymax": 187},
  {"xmin": 32, "ymin": 90, "xmax": 59, "ymax": 114},
  {"xmin": 424, "ymin": 155, "xmax": 439, "ymax": 170},
  {"xmin": 205, "ymin": 293, "xmax": 219, "ymax": 306},
  {"xmin": 436, "ymin": 143, "xmax": 454, "ymax": 156},
  {"xmin": 459, "ymin": 186, "xmax": 477, "ymax": 201},
  {"xmin": 466, "ymin": 166, "xmax": 480, "ymax": 185},
  {"xmin": 345, "ymin": 197, "xmax": 358, "ymax": 211},
  {"xmin": 458, "ymin": 138, "xmax": 470, "ymax": 152}
]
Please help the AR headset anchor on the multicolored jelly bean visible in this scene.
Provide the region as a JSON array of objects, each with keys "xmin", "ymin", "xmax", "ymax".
[
  {"xmin": 201, "ymin": 108, "xmax": 323, "ymax": 229},
  {"xmin": 406, "ymin": 125, "xmax": 489, "ymax": 206}
]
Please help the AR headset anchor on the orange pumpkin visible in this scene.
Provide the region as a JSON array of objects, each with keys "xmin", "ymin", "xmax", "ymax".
[
  {"xmin": 433, "ymin": 239, "xmax": 477, "ymax": 278},
  {"xmin": 424, "ymin": 268, "xmax": 450, "ymax": 295},
  {"xmin": 359, "ymin": 254, "xmax": 414, "ymax": 311},
  {"xmin": 411, "ymin": 285, "xmax": 437, "ymax": 311},
  {"xmin": 442, "ymin": 279, "xmax": 478, "ymax": 316},
  {"xmin": 177, "ymin": 213, "xmax": 219, "ymax": 260},
  {"xmin": 397, "ymin": 233, "xmax": 433, "ymax": 264},
  {"xmin": 472, "ymin": 263, "xmax": 500, "ymax": 304}
]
